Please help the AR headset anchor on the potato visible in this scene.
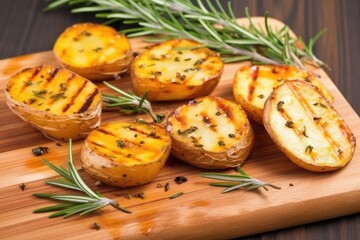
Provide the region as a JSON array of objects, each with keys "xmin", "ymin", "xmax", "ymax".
[
  {"xmin": 263, "ymin": 80, "xmax": 356, "ymax": 172},
  {"xmin": 166, "ymin": 96, "xmax": 254, "ymax": 169},
  {"xmin": 131, "ymin": 38, "xmax": 224, "ymax": 101},
  {"xmin": 54, "ymin": 23, "xmax": 132, "ymax": 81},
  {"xmin": 233, "ymin": 65, "xmax": 334, "ymax": 123},
  {"xmin": 81, "ymin": 121, "xmax": 171, "ymax": 187},
  {"xmin": 4, "ymin": 65, "xmax": 102, "ymax": 141}
]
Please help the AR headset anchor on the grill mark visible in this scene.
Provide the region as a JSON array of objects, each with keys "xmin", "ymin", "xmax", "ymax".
[
  {"xmin": 66, "ymin": 73, "xmax": 76, "ymax": 84},
  {"xmin": 125, "ymin": 126, "xmax": 165, "ymax": 140},
  {"xmin": 174, "ymin": 108, "xmax": 187, "ymax": 127},
  {"xmin": 278, "ymin": 107, "xmax": 317, "ymax": 162},
  {"xmin": 96, "ymin": 127, "xmax": 164, "ymax": 157},
  {"xmin": 248, "ymin": 66, "xmax": 259, "ymax": 102},
  {"xmin": 47, "ymin": 67, "xmax": 59, "ymax": 82},
  {"xmin": 200, "ymin": 112, "xmax": 218, "ymax": 132},
  {"xmin": 62, "ymin": 80, "xmax": 88, "ymax": 113},
  {"xmin": 77, "ymin": 88, "xmax": 99, "ymax": 113},
  {"xmin": 286, "ymin": 82, "xmax": 340, "ymax": 159},
  {"xmin": 122, "ymin": 126, "xmax": 168, "ymax": 153},
  {"xmin": 214, "ymin": 97, "xmax": 234, "ymax": 121},
  {"xmin": 19, "ymin": 66, "xmax": 42, "ymax": 93},
  {"xmin": 88, "ymin": 140, "xmax": 144, "ymax": 162},
  {"xmin": 88, "ymin": 141, "xmax": 106, "ymax": 148},
  {"xmin": 48, "ymin": 72, "xmax": 76, "ymax": 107},
  {"xmin": 97, "ymin": 128, "xmax": 118, "ymax": 138},
  {"xmin": 278, "ymin": 108, "xmax": 303, "ymax": 136},
  {"xmin": 338, "ymin": 120, "xmax": 356, "ymax": 146}
]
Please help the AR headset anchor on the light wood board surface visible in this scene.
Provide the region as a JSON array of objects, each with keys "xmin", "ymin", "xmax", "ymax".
[{"xmin": 0, "ymin": 18, "xmax": 359, "ymax": 240}]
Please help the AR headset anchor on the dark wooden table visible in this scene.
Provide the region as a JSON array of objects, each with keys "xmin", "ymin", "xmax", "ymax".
[{"xmin": 1, "ymin": 0, "xmax": 359, "ymax": 239}]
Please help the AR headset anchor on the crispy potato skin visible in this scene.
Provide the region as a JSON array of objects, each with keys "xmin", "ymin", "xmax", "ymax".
[
  {"xmin": 166, "ymin": 96, "xmax": 254, "ymax": 169},
  {"xmin": 81, "ymin": 121, "xmax": 171, "ymax": 187},
  {"xmin": 263, "ymin": 80, "xmax": 356, "ymax": 172},
  {"xmin": 54, "ymin": 23, "xmax": 132, "ymax": 81},
  {"xmin": 233, "ymin": 65, "xmax": 334, "ymax": 123},
  {"xmin": 131, "ymin": 38, "xmax": 224, "ymax": 101},
  {"xmin": 5, "ymin": 65, "xmax": 101, "ymax": 141}
]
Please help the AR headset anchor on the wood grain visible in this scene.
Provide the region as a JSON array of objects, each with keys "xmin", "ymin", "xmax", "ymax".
[{"xmin": 0, "ymin": 17, "xmax": 359, "ymax": 240}]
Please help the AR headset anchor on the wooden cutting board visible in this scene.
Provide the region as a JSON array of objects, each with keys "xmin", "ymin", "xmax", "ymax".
[{"xmin": 0, "ymin": 18, "xmax": 359, "ymax": 240}]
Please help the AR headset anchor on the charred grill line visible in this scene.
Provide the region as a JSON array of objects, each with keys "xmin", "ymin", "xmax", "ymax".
[
  {"xmin": 88, "ymin": 139, "xmax": 144, "ymax": 162},
  {"xmin": 214, "ymin": 97, "xmax": 234, "ymax": 121},
  {"xmin": 47, "ymin": 67, "xmax": 59, "ymax": 82},
  {"xmin": 287, "ymin": 82, "xmax": 341, "ymax": 158},
  {"xmin": 248, "ymin": 66, "xmax": 259, "ymax": 102},
  {"xmin": 19, "ymin": 66, "xmax": 42, "ymax": 93},
  {"xmin": 77, "ymin": 88, "xmax": 99, "ymax": 113},
  {"xmin": 91, "ymin": 128, "xmax": 162, "ymax": 161},
  {"xmin": 127, "ymin": 126, "xmax": 163, "ymax": 140},
  {"xmin": 48, "ymin": 73, "xmax": 76, "ymax": 107},
  {"xmin": 62, "ymin": 80, "xmax": 88, "ymax": 113},
  {"xmin": 97, "ymin": 128, "xmax": 118, "ymax": 138}
]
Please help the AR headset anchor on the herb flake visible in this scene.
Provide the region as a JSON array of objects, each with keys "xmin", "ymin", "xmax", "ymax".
[
  {"xmin": 177, "ymin": 126, "xmax": 198, "ymax": 136},
  {"xmin": 277, "ymin": 101, "xmax": 284, "ymax": 111},
  {"xmin": 19, "ymin": 183, "xmax": 26, "ymax": 191},
  {"xmin": 169, "ymin": 192, "xmax": 183, "ymax": 199}
]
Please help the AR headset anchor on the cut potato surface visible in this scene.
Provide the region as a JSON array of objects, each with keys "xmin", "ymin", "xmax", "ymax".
[
  {"xmin": 233, "ymin": 65, "xmax": 334, "ymax": 123},
  {"xmin": 263, "ymin": 80, "xmax": 356, "ymax": 172},
  {"xmin": 131, "ymin": 38, "xmax": 224, "ymax": 101},
  {"xmin": 54, "ymin": 23, "xmax": 132, "ymax": 80},
  {"xmin": 81, "ymin": 121, "xmax": 171, "ymax": 187},
  {"xmin": 5, "ymin": 65, "xmax": 102, "ymax": 141},
  {"xmin": 166, "ymin": 96, "xmax": 254, "ymax": 169}
]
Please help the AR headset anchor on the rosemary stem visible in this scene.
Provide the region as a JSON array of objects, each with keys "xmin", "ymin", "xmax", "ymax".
[
  {"xmin": 223, "ymin": 45, "xmax": 280, "ymax": 65},
  {"xmin": 46, "ymin": 0, "xmax": 326, "ymax": 69}
]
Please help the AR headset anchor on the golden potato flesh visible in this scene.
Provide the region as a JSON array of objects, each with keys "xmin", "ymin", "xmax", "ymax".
[
  {"xmin": 263, "ymin": 80, "xmax": 356, "ymax": 172},
  {"xmin": 233, "ymin": 65, "xmax": 334, "ymax": 123},
  {"xmin": 166, "ymin": 96, "xmax": 254, "ymax": 169},
  {"xmin": 81, "ymin": 121, "xmax": 171, "ymax": 187},
  {"xmin": 54, "ymin": 23, "xmax": 132, "ymax": 81},
  {"xmin": 5, "ymin": 65, "xmax": 101, "ymax": 141},
  {"xmin": 131, "ymin": 38, "xmax": 224, "ymax": 101}
]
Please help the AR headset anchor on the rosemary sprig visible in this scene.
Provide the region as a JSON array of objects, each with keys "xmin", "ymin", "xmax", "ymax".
[
  {"xmin": 201, "ymin": 166, "xmax": 281, "ymax": 193},
  {"xmin": 102, "ymin": 81, "xmax": 164, "ymax": 123},
  {"xmin": 33, "ymin": 139, "xmax": 131, "ymax": 218},
  {"xmin": 45, "ymin": 0, "xmax": 326, "ymax": 68}
]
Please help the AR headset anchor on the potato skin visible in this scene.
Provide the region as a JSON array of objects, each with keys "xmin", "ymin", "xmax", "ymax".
[
  {"xmin": 131, "ymin": 38, "xmax": 224, "ymax": 101},
  {"xmin": 54, "ymin": 23, "xmax": 132, "ymax": 81},
  {"xmin": 166, "ymin": 96, "xmax": 254, "ymax": 169},
  {"xmin": 233, "ymin": 65, "xmax": 334, "ymax": 123},
  {"xmin": 81, "ymin": 121, "xmax": 171, "ymax": 187},
  {"xmin": 263, "ymin": 80, "xmax": 356, "ymax": 172},
  {"xmin": 5, "ymin": 65, "xmax": 101, "ymax": 141}
]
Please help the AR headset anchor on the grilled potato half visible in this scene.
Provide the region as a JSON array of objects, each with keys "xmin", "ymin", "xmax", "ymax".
[
  {"xmin": 54, "ymin": 23, "xmax": 132, "ymax": 81},
  {"xmin": 166, "ymin": 96, "xmax": 254, "ymax": 169},
  {"xmin": 81, "ymin": 121, "xmax": 171, "ymax": 187},
  {"xmin": 233, "ymin": 65, "xmax": 334, "ymax": 123},
  {"xmin": 263, "ymin": 80, "xmax": 356, "ymax": 172},
  {"xmin": 131, "ymin": 38, "xmax": 224, "ymax": 101},
  {"xmin": 5, "ymin": 65, "xmax": 101, "ymax": 141}
]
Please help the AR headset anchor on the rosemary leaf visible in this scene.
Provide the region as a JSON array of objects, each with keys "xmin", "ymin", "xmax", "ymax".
[
  {"xmin": 40, "ymin": 158, "xmax": 72, "ymax": 181},
  {"xmin": 209, "ymin": 182, "xmax": 238, "ymax": 187},
  {"xmin": 33, "ymin": 139, "xmax": 131, "ymax": 218},
  {"xmin": 50, "ymin": 195, "xmax": 99, "ymax": 203},
  {"xmin": 222, "ymin": 182, "xmax": 254, "ymax": 193},
  {"xmin": 102, "ymin": 81, "xmax": 163, "ymax": 123},
  {"xmin": 169, "ymin": 192, "xmax": 183, "ymax": 199},
  {"xmin": 45, "ymin": 179, "xmax": 82, "ymax": 191},
  {"xmin": 33, "ymin": 193, "xmax": 55, "ymax": 199},
  {"xmin": 33, "ymin": 203, "xmax": 76, "ymax": 213},
  {"xmin": 201, "ymin": 167, "xmax": 281, "ymax": 193}
]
